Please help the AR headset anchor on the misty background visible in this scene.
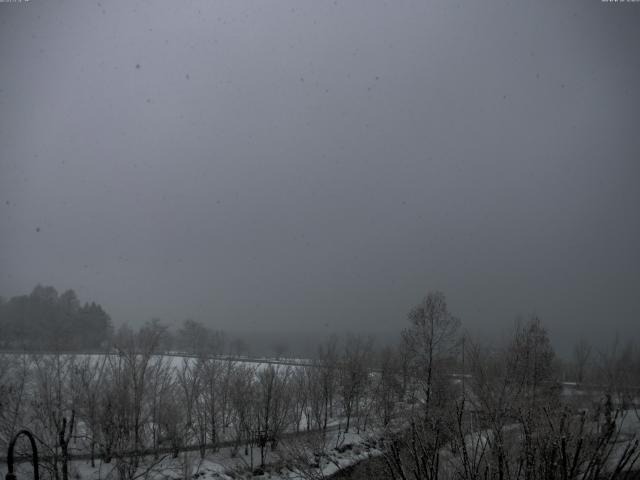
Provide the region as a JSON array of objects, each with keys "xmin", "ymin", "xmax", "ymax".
[{"xmin": 1, "ymin": 0, "xmax": 639, "ymax": 355}]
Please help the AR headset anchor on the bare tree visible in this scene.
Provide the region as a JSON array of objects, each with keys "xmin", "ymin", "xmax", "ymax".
[
  {"xmin": 305, "ymin": 362, "xmax": 327, "ymax": 432},
  {"xmin": 338, "ymin": 335, "xmax": 372, "ymax": 433},
  {"xmin": 199, "ymin": 357, "xmax": 221, "ymax": 452},
  {"xmin": 255, "ymin": 364, "xmax": 293, "ymax": 466},
  {"xmin": 30, "ymin": 354, "xmax": 77, "ymax": 480},
  {"xmin": 157, "ymin": 380, "xmax": 186, "ymax": 458},
  {"xmin": 402, "ymin": 291, "xmax": 460, "ymax": 416},
  {"xmin": 315, "ymin": 335, "xmax": 339, "ymax": 430},
  {"xmin": 381, "ymin": 292, "xmax": 460, "ymax": 480},
  {"xmin": 229, "ymin": 363, "xmax": 257, "ymax": 460},
  {"xmin": 0, "ymin": 354, "xmax": 31, "ymax": 455},
  {"xmin": 452, "ymin": 318, "xmax": 640, "ymax": 480},
  {"xmin": 175, "ymin": 357, "xmax": 202, "ymax": 453},
  {"xmin": 291, "ymin": 366, "xmax": 309, "ymax": 433},
  {"xmin": 104, "ymin": 320, "xmax": 165, "ymax": 480},
  {"xmin": 596, "ymin": 339, "xmax": 640, "ymax": 422},
  {"xmin": 572, "ymin": 338, "xmax": 592, "ymax": 384},
  {"xmin": 73, "ymin": 354, "xmax": 108, "ymax": 466},
  {"xmin": 374, "ymin": 346, "xmax": 402, "ymax": 428},
  {"xmin": 146, "ymin": 353, "xmax": 173, "ymax": 458}
]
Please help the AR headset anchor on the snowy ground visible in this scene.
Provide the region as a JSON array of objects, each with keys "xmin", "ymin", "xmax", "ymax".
[{"xmin": 0, "ymin": 428, "xmax": 382, "ymax": 480}]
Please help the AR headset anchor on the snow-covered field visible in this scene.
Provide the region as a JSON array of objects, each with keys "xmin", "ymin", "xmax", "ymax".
[
  {"xmin": 0, "ymin": 428, "xmax": 382, "ymax": 480},
  {"xmin": 2, "ymin": 353, "xmax": 639, "ymax": 479}
]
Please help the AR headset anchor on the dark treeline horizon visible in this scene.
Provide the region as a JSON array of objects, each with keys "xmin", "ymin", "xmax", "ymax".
[{"xmin": 0, "ymin": 284, "xmax": 631, "ymax": 361}]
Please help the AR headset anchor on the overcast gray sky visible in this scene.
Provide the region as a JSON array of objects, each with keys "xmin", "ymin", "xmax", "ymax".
[{"xmin": 1, "ymin": 0, "xmax": 639, "ymax": 350}]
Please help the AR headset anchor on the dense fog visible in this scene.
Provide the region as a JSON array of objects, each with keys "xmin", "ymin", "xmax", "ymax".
[
  {"xmin": 1, "ymin": 1, "xmax": 639, "ymax": 352},
  {"xmin": 1, "ymin": 1, "xmax": 639, "ymax": 479}
]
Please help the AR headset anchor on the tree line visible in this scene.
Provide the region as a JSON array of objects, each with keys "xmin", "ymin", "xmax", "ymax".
[
  {"xmin": 0, "ymin": 291, "xmax": 639, "ymax": 480},
  {"xmin": 0, "ymin": 285, "xmax": 270, "ymax": 357},
  {"xmin": 0, "ymin": 324, "xmax": 380, "ymax": 479},
  {"xmin": 0, "ymin": 285, "xmax": 113, "ymax": 351}
]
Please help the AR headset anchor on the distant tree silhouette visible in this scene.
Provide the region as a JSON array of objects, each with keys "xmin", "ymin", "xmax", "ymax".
[{"xmin": 0, "ymin": 285, "xmax": 113, "ymax": 350}]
